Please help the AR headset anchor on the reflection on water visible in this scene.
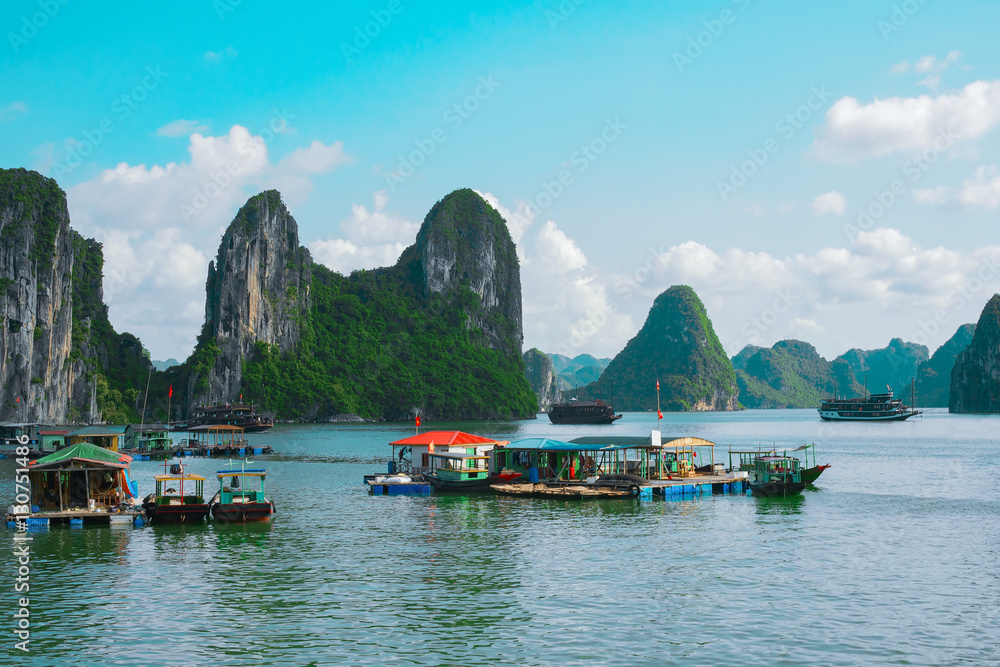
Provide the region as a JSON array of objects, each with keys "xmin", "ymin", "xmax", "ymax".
[{"xmin": 1, "ymin": 410, "xmax": 998, "ymax": 665}]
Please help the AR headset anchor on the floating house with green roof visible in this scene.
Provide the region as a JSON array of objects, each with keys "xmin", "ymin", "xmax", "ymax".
[{"xmin": 23, "ymin": 442, "xmax": 140, "ymax": 523}]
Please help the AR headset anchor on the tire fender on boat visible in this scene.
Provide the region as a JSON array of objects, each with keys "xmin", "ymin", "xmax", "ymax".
[{"xmin": 628, "ymin": 485, "xmax": 640, "ymax": 497}]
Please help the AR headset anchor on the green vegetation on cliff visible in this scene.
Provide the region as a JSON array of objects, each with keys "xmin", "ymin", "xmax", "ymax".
[
  {"xmin": 240, "ymin": 263, "xmax": 537, "ymax": 420},
  {"xmin": 580, "ymin": 285, "xmax": 737, "ymax": 411},
  {"xmin": 733, "ymin": 340, "xmax": 859, "ymax": 408}
]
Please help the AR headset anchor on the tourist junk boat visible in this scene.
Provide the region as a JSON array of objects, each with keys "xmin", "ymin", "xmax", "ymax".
[
  {"xmin": 142, "ymin": 461, "xmax": 210, "ymax": 523},
  {"xmin": 818, "ymin": 381, "xmax": 921, "ymax": 422},
  {"xmin": 547, "ymin": 399, "xmax": 622, "ymax": 425},
  {"xmin": 747, "ymin": 454, "xmax": 805, "ymax": 497},
  {"xmin": 209, "ymin": 461, "xmax": 275, "ymax": 522},
  {"xmin": 173, "ymin": 403, "xmax": 273, "ymax": 433}
]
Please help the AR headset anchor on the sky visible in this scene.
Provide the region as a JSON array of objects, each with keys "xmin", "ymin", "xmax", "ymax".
[{"xmin": 3, "ymin": 0, "xmax": 1000, "ymax": 363}]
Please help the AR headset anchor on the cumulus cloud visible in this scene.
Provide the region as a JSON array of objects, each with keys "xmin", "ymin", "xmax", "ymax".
[
  {"xmin": 915, "ymin": 164, "xmax": 1000, "ymax": 209},
  {"xmin": 157, "ymin": 119, "xmax": 210, "ymax": 137},
  {"xmin": 811, "ymin": 191, "xmax": 846, "ymax": 216},
  {"xmin": 812, "ymin": 80, "xmax": 1000, "ymax": 162},
  {"xmin": 0, "ymin": 101, "xmax": 27, "ymax": 122},
  {"xmin": 66, "ymin": 125, "xmax": 352, "ymax": 359},
  {"xmin": 309, "ymin": 190, "xmax": 419, "ymax": 274}
]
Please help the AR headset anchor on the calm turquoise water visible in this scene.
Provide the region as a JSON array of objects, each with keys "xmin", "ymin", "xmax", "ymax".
[{"xmin": 3, "ymin": 409, "xmax": 999, "ymax": 666}]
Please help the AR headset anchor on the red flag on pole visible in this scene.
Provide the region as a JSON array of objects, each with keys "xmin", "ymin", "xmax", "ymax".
[
  {"xmin": 416, "ymin": 416, "xmax": 421, "ymax": 427},
  {"xmin": 658, "ymin": 410, "xmax": 663, "ymax": 419},
  {"xmin": 656, "ymin": 379, "xmax": 659, "ymax": 391},
  {"xmin": 168, "ymin": 385, "xmax": 173, "ymax": 398},
  {"xmin": 240, "ymin": 393, "xmax": 243, "ymax": 402}
]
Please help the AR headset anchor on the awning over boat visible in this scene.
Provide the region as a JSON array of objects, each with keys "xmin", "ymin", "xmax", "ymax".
[
  {"xmin": 571, "ymin": 435, "xmax": 717, "ymax": 449},
  {"xmin": 29, "ymin": 442, "xmax": 132, "ymax": 469},
  {"xmin": 390, "ymin": 431, "xmax": 500, "ymax": 446}
]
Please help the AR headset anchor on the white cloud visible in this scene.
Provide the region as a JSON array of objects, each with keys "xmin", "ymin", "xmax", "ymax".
[
  {"xmin": 66, "ymin": 125, "xmax": 351, "ymax": 359},
  {"xmin": 157, "ymin": 119, "xmax": 210, "ymax": 137},
  {"xmin": 0, "ymin": 101, "xmax": 27, "ymax": 122},
  {"xmin": 915, "ymin": 164, "xmax": 1000, "ymax": 209},
  {"xmin": 205, "ymin": 47, "xmax": 238, "ymax": 62},
  {"xmin": 811, "ymin": 190, "xmax": 846, "ymax": 216},
  {"xmin": 309, "ymin": 190, "xmax": 418, "ymax": 274},
  {"xmin": 891, "ymin": 51, "xmax": 967, "ymax": 80},
  {"xmin": 812, "ymin": 80, "xmax": 1000, "ymax": 162}
]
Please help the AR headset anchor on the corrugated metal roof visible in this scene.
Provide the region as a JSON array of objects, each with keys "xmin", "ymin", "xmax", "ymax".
[
  {"xmin": 503, "ymin": 438, "xmax": 625, "ymax": 451},
  {"xmin": 67, "ymin": 425, "xmax": 128, "ymax": 436}
]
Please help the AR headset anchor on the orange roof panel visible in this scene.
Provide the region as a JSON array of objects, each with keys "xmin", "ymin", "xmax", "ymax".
[{"xmin": 389, "ymin": 431, "xmax": 499, "ymax": 446}]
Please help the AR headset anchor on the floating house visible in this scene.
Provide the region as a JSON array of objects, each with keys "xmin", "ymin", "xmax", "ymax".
[
  {"xmin": 387, "ymin": 431, "xmax": 504, "ymax": 475},
  {"xmin": 1, "ymin": 422, "xmax": 43, "ymax": 447},
  {"xmin": 123, "ymin": 424, "xmax": 171, "ymax": 451},
  {"xmin": 21, "ymin": 442, "xmax": 140, "ymax": 524},
  {"xmin": 66, "ymin": 425, "xmax": 128, "ymax": 452},
  {"xmin": 39, "ymin": 429, "xmax": 69, "ymax": 452}
]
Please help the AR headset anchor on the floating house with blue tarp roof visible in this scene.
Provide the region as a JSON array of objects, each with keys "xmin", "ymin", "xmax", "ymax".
[{"xmin": 66, "ymin": 425, "xmax": 128, "ymax": 452}]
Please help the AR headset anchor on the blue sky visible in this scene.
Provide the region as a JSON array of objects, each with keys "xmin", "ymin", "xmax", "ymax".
[{"xmin": 3, "ymin": 0, "xmax": 1000, "ymax": 362}]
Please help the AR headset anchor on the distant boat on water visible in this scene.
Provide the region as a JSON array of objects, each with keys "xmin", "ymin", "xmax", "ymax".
[
  {"xmin": 818, "ymin": 389, "xmax": 921, "ymax": 422},
  {"xmin": 547, "ymin": 399, "xmax": 622, "ymax": 425}
]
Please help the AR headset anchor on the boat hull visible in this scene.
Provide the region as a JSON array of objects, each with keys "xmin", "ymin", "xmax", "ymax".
[
  {"xmin": 425, "ymin": 475, "xmax": 501, "ymax": 491},
  {"xmin": 547, "ymin": 414, "xmax": 622, "ymax": 425},
  {"xmin": 819, "ymin": 411, "xmax": 916, "ymax": 422},
  {"xmin": 143, "ymin": 502, "xmax": 210, "ymax": 523},
  {"xmin": 749, "ymin": 481, "xmax": 805, "ymax": 497},
  {"xmin": 801, "ymin": 464, "xmax": 831, "ymax": 484},
  {"xmin": 211, "ymin": 501, "xmax": 275, "ymax": 522}
]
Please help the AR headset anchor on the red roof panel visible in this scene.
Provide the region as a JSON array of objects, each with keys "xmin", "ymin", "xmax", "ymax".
[{"xmin": 389, "ymin": 431, "xmax": 499, "ymax": 446}]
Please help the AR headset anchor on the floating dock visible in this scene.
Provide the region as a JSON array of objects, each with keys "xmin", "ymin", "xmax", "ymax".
[
  {"xmin": 5, "ymin": 510, "xmax": 145, "ymax": 527},
  {"xmin": 492, "ymin": 473, "xmax": 747, "ymax": 500}
]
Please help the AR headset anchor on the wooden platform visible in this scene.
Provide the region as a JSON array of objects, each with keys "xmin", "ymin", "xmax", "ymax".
[
  {"xmin": 126, "ymin": 445, "xmax": 274, "ymax": 461},
  {"xmin": 492, "ymin": 473, "xmax": 749, "ymax": 500}
]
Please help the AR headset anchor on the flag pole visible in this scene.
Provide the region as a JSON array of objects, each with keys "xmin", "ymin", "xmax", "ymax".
[{"xmin": 656, "ymin": 378, "xmax": 662, "ymax": 424}]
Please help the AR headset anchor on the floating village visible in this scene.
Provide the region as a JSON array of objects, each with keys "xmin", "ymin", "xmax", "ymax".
[{"xmin": 0, "ymin": 385, "xmax": 890, "ymax": 529}]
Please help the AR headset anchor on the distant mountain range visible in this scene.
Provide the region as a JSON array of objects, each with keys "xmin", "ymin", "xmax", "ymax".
[
  {"xmin": 151, "ymin": 358, "xmax": 181, "ymax": 372},
  {"xmin": 545, "ymin": 353, "xmax": 611, "ymax": 391}
]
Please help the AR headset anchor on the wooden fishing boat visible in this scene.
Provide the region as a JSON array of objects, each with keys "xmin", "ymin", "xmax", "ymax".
[
  {"xmin": 209, "ymin": 462, "xmax": 275, "ymax": 522},
  {"xmin": 747, "ymin": 455, "xmax": 805, "ymax": 497},
  {"xmin": 423, "ymin": 451, "xmax": 522, "ymax": 490},
  {"xmin": 547, "ymin": 399, "xmax": 622, "ymax": 425},
  {"xmin": 142, "ymin": 462, "xmax": 210, "ymax": 523}
]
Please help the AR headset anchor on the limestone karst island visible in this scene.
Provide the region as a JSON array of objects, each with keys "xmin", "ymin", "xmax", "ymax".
[{"xmin": 3, "ymin": 3, "xmax": 999, "ymax": 664}]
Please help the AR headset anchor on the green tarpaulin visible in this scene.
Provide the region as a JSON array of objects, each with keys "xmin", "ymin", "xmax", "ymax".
[{"xmin": 30, "ymin": 442, "xmax": 130, "ymax": 468}]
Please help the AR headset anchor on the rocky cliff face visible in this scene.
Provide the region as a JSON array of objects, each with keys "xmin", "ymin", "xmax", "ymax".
[
  {"xmin": 190, "ymin": 191, "xmax": 312, "ymax": 406},
  {"xmin": 0, "ymin": 169, "xmax": 109, "ymax": 422},
  {"xmin": 398, "ymin": 189, "xmax": 523, "ymax": 357},
  {"xmin": 581, "ymin": 285, "xmax": 738, "ymax": 411},
  {"xmin": 950, "ymin": 296, "xmax": 1000, "ymax": 413},
  {"xmin": 914, "ymin": 323, "xmax": 974, "ymax": 407},
  {"xmin": 523, "ymin": 348, "xmax": 561, "ymax": 411}
]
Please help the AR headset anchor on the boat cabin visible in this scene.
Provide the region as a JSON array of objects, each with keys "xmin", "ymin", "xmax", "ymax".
[
  {"xmin": 750, "ymin": 455, "xmax": 802, "ymax": 485},
  {"xmin": 27, "ymin": 442, "xmax": 137, "ymax": 512},
  {"xmin": 216, "ymin": 467, "xmax": 268, "ymax": 505},
  {"xmin": 387, "ymin": 431, "xmax": 503, "ymax": 475},
  {"xmin": 151, "ymin": 469, "xmax": 207, "ymax": 507}
]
